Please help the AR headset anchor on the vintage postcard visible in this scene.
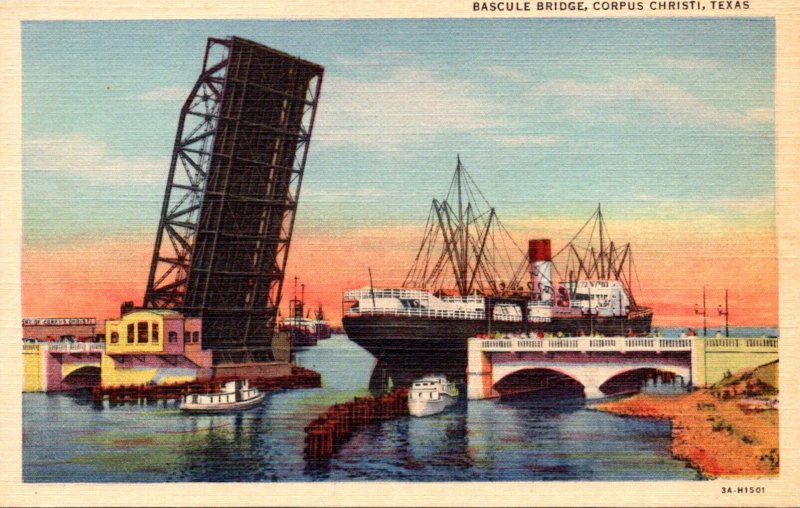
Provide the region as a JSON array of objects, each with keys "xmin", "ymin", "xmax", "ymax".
[{"xmin": 1, "ymin": 1, "xmax": 798, "ymax": 506}]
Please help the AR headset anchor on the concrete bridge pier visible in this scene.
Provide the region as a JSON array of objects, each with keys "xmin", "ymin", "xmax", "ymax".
[
  {"xmin": 580, "ymin": 381, "xmax": 605, "ymax": 401},
  {"xmin": 24, "ymin": 342, "xmax": 105, "ymax": 392},
  {"xmin": 467, "ymin": 340, "xmax": 499, "ymax": 399}
]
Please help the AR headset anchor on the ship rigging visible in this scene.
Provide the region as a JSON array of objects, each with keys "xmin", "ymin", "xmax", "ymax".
[
  {"xmin": 400, "ymin": 157, "xmax": 645, "ymax": 311},
  {"xmin": 402, "ymin": 156, "xmax": 528, "ymax": 297},
  {"xmin": 556, "ymin": 205, "xmax": 644, "ymax": 311}
]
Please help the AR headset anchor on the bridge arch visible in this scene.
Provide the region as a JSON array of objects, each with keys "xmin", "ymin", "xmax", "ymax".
[
  {"xmin": 599, "ymin": 367, "xmax": 688, "ymax": 397},
  {"xmin": 488, "ymin": 362, "xmax": 691, "ymax": 400},
  {"xmin": 493, "ymin": 367, "xmax": 586, "ymax": 400},
  {"xmin": 61, "ymin": 365, "xmax": 101, "ymax": 390}
]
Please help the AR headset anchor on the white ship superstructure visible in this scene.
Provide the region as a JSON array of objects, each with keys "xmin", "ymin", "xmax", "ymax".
[
  {"xmin": 344, "ymin": 288, "xmax": 485, "ymax": 320},
  {"xmin": 344, "ymin": 279, "xmax": 634, "ymax": 325},
  {"xmin": 180, "ymin": 379, "xmax": 264, "ymax": 412}
]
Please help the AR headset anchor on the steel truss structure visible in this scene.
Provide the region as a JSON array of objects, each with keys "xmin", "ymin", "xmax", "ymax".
[{"xmin": 144, "ymin": 37, "xmax": 324, "ymax": 364}]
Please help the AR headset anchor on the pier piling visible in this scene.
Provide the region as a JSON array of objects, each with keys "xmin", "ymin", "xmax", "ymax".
[
  {"xmin": 303, "ymin": 387, "xmax": 409, "ymax": 460},
  {"xmin": 91, "ymin": 367, "xmax": 321, "ymax": 404}
]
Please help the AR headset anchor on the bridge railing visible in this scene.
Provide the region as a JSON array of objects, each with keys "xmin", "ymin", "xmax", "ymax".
[
  {"xmin": 474, "ymin": 336, "xmax": 692, "ymax": 353},
  {"xmin": 705, "ymin": 337, "xmax": 778, "ymax": 349},
  {"xmin": 30, "ymin": 342, "xmax": 106, "ymax": 353},
  {"xmin": 474, "ymin": 335, "xmax": 780, "ymax": 353}
]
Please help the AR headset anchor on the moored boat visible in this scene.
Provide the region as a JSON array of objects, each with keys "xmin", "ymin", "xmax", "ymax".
[
  {"xmin": 408, "ymin": 375, "xmax": 459, "ymax": 417},
  {"xmin": 180, "ymin": 379, "xmax": 264, "ymax": 412}
]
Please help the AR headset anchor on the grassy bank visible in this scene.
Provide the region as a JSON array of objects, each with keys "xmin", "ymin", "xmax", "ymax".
[{"xmin": 593, "ymin": 361, "xmax": 778, "ymax": 477}]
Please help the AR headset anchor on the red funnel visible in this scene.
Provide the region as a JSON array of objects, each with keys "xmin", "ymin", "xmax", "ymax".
[{"xmin": 528, "ymin": 239, "xmax": 552, "ymax": 263}]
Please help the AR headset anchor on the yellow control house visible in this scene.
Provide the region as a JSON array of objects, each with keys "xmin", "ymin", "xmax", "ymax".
[{"xmin": 101, "ymin": 309, "xmax": 212, "ymax": 387}]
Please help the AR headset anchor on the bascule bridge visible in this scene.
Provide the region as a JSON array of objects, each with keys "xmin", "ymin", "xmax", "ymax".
[{"xmin": 143, "ymin": 37, "xmax": 324, "ymax": 365}]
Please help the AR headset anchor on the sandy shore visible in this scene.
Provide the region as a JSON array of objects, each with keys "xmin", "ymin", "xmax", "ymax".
[{"xmin": 593, "ymin": 389, "xmax": 778, "ymax": 477}]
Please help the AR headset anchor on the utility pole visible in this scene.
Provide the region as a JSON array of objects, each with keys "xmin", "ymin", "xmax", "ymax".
[
  {"xmin": 694, "ymin": 287, "xmax": 707, "ymax": 337},
  {"xmin": 292, "ymin": 276, "xmax": 298, "ymax": 318}
]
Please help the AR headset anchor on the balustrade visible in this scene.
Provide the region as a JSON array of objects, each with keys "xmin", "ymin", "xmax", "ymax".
[
  {"xmin": 476, "ymin": 335, "xmax": 693, "ymax": 353},
  {"xmin": 474, "ymin": 335, "xmax": 776, "ymax": 354},
  {"xmin": 23, "ymin": 342, "xmax": 105, "ymax": 353}
]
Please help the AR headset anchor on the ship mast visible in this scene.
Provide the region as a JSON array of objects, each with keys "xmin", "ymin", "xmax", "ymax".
[
  {"xmin": 403, "ymin": 157, "xmax": 527, "ymax": 297},
  {"xmin": 453, "ymin": 155, "xmax": 473, "ymax": 295},
  {"xmin": 456, "ymin": 156, "xmax": 467, "ymax": 295},
  {"xmin": 557, "ymin": 205, "xmax": 641, "ymax": 309},
  {"xmin": 598, "ymin": 204, "xmax": 605, "ymax": 279}
]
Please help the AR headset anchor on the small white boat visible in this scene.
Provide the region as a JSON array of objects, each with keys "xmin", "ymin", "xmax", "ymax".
[
  {"xmin": 408, "ymin": 375, "xmax": 459, "ymax": 417},
  {"xmin": 180, "ymin": 379, "xmax": 264, "ymax": 413}
]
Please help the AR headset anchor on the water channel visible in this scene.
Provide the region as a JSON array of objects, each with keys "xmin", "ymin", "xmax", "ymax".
[{"xmin": 23, "ymin": 334, "xmax": 709, "ymax": 482}]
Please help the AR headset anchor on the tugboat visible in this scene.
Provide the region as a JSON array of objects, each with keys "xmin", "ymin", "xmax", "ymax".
[
  {"xmin": 342, "ymin": 157, "xmax": 652, "ymax": 382},
  {"xmin": 180, "ymin": 379, "xmax": 264, "ymax": 412},
  {"xmin": 408, "ymin": 375, "xmax": 459, "ymax": 417}
]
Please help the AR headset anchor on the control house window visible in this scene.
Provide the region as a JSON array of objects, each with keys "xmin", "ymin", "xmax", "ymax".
[
  {"xmin": 192, "ymin": 331, "xmax": 200, "ymax": 343},
  {"xmin": 138, "ymin": 321, "xmax": 148, "ymax": 343},
  {"xmin": 127, "ymin": 324, "xmax": 134, "ymax": 344},
  {"xmin": 110, "ymin": 332, "xmax": 119, "ymax": 344},
  {"xmin": 152, "ymin": 323, "xmax": 159, "ymax": 343},
  {"xmin": 184, "ymin": 331, "xmax": 190, "ymax": 343},
  {"xmin": 168, "ymin": 331, "xmax": 177, "ymax": 343}
]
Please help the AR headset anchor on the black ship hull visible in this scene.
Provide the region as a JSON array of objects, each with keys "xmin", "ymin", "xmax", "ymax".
[
  {"xmin": 343, "ymin": 311, "xmax": 653, "ymax": 388},
  {"xmin": 315, "ymin": 323, "xmax": 332, "ymax": 340},
  {"xmin": 282, "ymin": 327, "xmax": 318, "ymax": 348}
]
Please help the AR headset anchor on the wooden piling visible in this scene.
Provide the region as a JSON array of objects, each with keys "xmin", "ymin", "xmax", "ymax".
[
  {"xmin": 303, "ymin": 387, "xmax": 409, "ymax": 460},
  {"xmin": 91, "ymin": 366, "xmax": 322, "ymax": 404}
]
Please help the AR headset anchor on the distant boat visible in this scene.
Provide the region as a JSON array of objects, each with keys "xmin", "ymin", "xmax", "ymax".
[
  {"xmin": 279, "ymin": 315, "xmax": 318, "ymax": 348},
  {"xmin": 180, "ymin": 379, "xmax": 264, "ymax": 412},
  {"xmin": 279, "ymin": 277, "xmax": 319, "ymax": 348},
  {"xmin": 408, "ymin": 375, "xmax": 459, "ymax": 417},
  {"xmin": 313, "ymin": 304, "xmax": 332, "ymax": 340}
]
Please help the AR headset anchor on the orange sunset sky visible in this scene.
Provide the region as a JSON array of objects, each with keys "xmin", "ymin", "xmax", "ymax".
[{"xmin": 22, "ymin": 209, "xmax": 778, "ymax": 328}]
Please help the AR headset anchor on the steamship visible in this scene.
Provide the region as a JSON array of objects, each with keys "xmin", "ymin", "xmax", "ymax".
[
  {"xmin": 342, "ymin": 157, "xmax": 653, "ymax": 381},
  {"xmin": 279, "ymin": 279, "xmax": 331, "ymax": 348}
]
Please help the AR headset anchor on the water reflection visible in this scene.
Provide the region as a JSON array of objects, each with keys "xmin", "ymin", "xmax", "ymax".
[
  {"xmin": 175, "ymin": 408, "xmax": 270, "ymax": 481},
  {"xmin": 402, "ymin": 400, "xmax": 472, "ymax": 470},
  {"xmin": 62, "ymin": 388, "xmax": 96, "ymax": 407}
]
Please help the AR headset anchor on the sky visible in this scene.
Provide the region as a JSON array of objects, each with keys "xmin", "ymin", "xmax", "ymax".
[{"xmin": 21, "ymin": 18, "xmax": 776, "ymax": 327}]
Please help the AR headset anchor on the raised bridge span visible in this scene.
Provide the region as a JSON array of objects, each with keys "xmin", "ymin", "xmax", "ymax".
[{"xmin": 467, "ymin": 335, "xmax": 778, "ymax": 400}]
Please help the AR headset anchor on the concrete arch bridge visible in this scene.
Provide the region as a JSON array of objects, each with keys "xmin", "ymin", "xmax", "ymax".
[
  {"xmin": 467, "ymin": 336, "xmax": 777, "ymax": 400},
  {"xmin": 23, "ymin": 342, "xmax": 104, "ymax": 392}
]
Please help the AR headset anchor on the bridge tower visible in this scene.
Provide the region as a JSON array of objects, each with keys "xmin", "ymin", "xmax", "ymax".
[{"xmin": 143, "ymin": 36, "xmax": 324, "ymax": 364}]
